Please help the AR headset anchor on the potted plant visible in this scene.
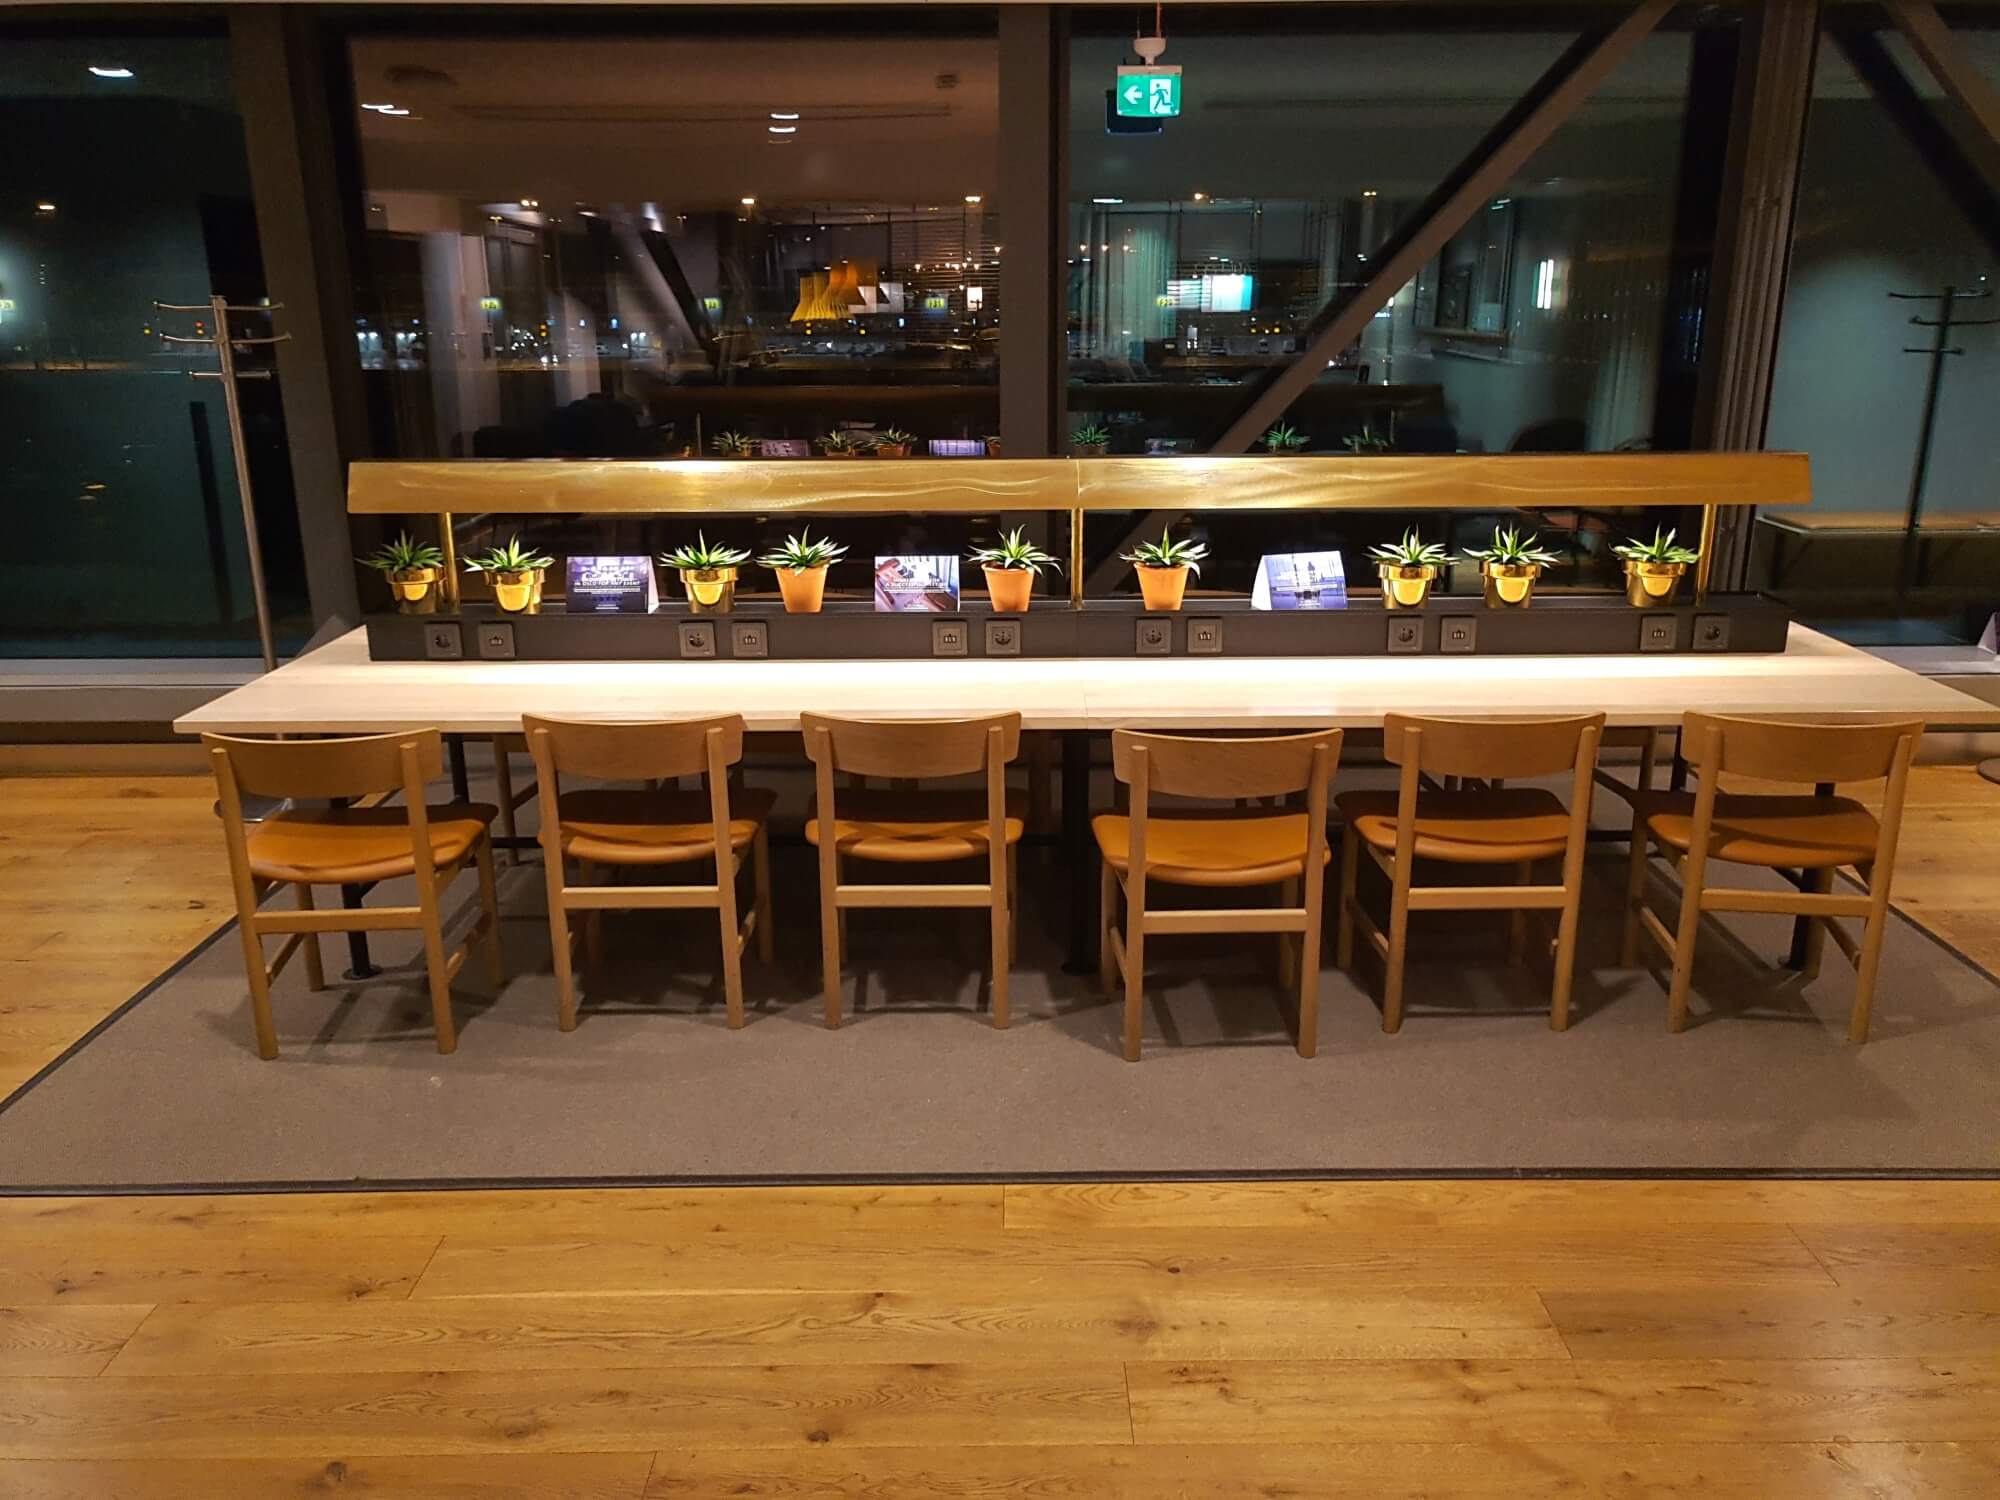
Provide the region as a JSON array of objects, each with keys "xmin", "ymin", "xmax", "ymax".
[
  {"xmin": 360, "ymin": 531, "xmax": 446, "ymax": 615},
  {"xmin": 1071, "ymin": 422, "xmax": 1111, "ymax": 457},
  {"xmin": 662, "ymin": 533, "xmax": 753, "ymax": 614},
  {"xmin": 1465, "ymin": 525, "xmax": 1561, "ymax": 610},
  {"xmin": 816, "ymin": 432, "xmax": 862, "ymax": 458},
  {"xmin": 968, "ymin": 527, "xmax": 1061, "ymax": 613},
  {"xmin": 1121, "ymin": 528, "xmax": 1209, "ymax": 612},
  {"xmin": 1343, "ymin": 424, "xmax": 1392, "ymax": 455},
  {"xmin": 711, "ymin": 429, "xmax": 757, "ymax": 459},
  {"xmin": 464, "ymin": 536, "xmax": 555, "ymax": 614},
  {"xmin": 871, "ymin": 428, "xmax": 916, "ymax": 458},
  {"xmin": 759, "ymin": 530, "xmax": 847, "ymax": 614},
  {"xmin": 983, "ymin": 434, "xmax": 1003, "ymax": 457},
  {"xmin": 1613, "ymin": 525, "xmax": 1700, "ymax": 607},
  {"xmin": 1261, "ymin": 422, "xmax": 1310, "ymax": 455},
  {"xmin": 1369, "ymin": 529, "xmax": 1453, "ymax": 610}
]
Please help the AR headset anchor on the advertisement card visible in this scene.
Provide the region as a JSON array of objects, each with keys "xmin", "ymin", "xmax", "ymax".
[
  {"xmin": 1252, "ymin": 550, "xmax": 1347, "ymax": 610},
  {"xmin": 874, "ymin": 555, "xmax": 961, "ymax": 612},
  {"xmin": 566, "ymin": 556, "xmax": 658, "ymax": 614}
]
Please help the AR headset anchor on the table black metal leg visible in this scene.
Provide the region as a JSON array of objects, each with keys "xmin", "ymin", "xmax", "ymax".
[
  {"xmin": 342, "ymin": 883, "xmax": 379, "ymax": 979},
  {"xmin": 1062, "ymin": 729, "xmax": 1097, "ymax": 974},
  {"xmin": 1786, "ymin": 782, "xmax": 1837, "ymax": 968},
  {"xmin": 448, "ymin": 734, "xmax": 471, "ymax": 800}
]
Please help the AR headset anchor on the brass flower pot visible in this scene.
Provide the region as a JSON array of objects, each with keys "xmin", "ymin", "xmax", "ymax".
[
  {"xmin": 682, "ymin": 566, "xmax": 739, "ymax": 613},
  {"xmin": 773, "ymin": 565, "xmax": 827, "ymax": 614},
  {"xmin": 489, "ymin": 568, "xmax": 543, "ymax": 615},
  {"xmin": 1481, "ymin": 561, "xmax": 1542, "ymax": 609},
  {"xmin": 1378, "ymin": 563, "xmax": 1439, "ymax": 609},
  {"xmin": 1135, "ymin": 564, "xmax": 1189, "ymax": 611},
  {"xmin": 387, "ymin": 565, "xmax": 441, "ymax": 615},
  {"xmin": 1623, "ymin": 559, "xmax": 1688, "ymax": 607},
  {"xmin": 983, "ymin": 566, "xmax": 1034, "ymax": 613}
]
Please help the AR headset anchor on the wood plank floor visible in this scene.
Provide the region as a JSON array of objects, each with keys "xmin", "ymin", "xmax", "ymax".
[{"xmin": 0, "ymin": 766, "xmax": 1996, "ymax": 1494}]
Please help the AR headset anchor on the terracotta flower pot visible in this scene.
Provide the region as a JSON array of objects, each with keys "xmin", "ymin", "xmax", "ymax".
[
  {"xmin": 774, "ymin": 565, "xmax": 828, "ymax": 613},
  {"xmin": 983, "ymin": 566, "xmax": 1034, "ymax": 613},
  {"xmin": 1135, "ymin": 564, "xmax": 1189, "ymax": 611},
  {"xmin": 1378, "ymin": 563, "xmax": 1439, "ymax": 610},
  {"xmin": 682, "ymin": 566, "xmax": 739, "ymax": 613},
  {"xmin": 489, "ymin": 568, "xmax": 544, "ymax": 614},
  {"xmin": 387, "ymin": 566, "xmax": 440, "ymax": 615},
  {"xmin": 1481, "ymin": 561, "xmax": 1542, "ymax": 609},
  {"xmin": 984, "ymin": 438, "xmax": 1002, "ymax": 457},
  {"xmin": 1073, "ymin": 441, "xmax": 1109, "ymax": 457},
  {"xmin": 1623, "ymin": 559, "xmax": 1688, "ymax": 607},
  {"xmin": 873, "ymin": 443, "xmax": 911, "ymax": 459}
]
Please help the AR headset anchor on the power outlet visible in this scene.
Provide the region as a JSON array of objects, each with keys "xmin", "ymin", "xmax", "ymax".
[
  {"xmin": 731, "ymin": 621, "xmax": 769, "ymax": 658},
  {"xmin": 423, "ymin": 622, "xmax": 464, "ymax": 660},
  {"xmin": 1136, "ymin": 618, "xmax": 1172, "ymax": 656},
  {"xmin": 931, "ymin": 619, "xmax": 968, "ymax": 657},
  {"xmin": 1386, "ymin": 616, "xmax": 1424, "ymax": 654},
  {"xmin": 984, "ymin": 617, "xmax": 1022, "ymax": 656},
  {"xmin": 1440, "ymin": 616, "xmax": 1478, "ymax": 654},
  {"xmin": 475, "ymin": 620, "xmax": 515, "ymax": 660},
  {"xmin": 1187, "ymin": 617, "xmax": 1223, "ymax": 655},
  {"xmin": 1639, "ymin": 613, "xmax": 1679, "ymax": 652},
  {"xmin": 678, "ymin": 620, "xmax": 717, "ymax": 658},
  {"xmin": 1692, "ymin": 614, "xmax": 1730, "ymax": 652}
]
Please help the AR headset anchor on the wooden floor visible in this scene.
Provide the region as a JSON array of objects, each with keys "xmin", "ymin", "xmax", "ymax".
[{"xmin": 0, "ymin": 764, "xmax": 1996, "ymax": 1495}]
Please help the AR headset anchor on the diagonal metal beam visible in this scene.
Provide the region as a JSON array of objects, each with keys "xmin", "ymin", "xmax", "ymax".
[
  {"xmin": 1206, "ymin": 0, "xmax": 1674, "ymax": 454},
  {"xmin": 1883, "ymin": 0, "xmax": 2000, "ymax": 194}
]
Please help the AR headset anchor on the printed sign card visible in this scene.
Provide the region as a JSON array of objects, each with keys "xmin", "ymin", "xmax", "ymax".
[
  {"xmin": 874, "ymin": 555, "xmax": 961, "ymax": 612},
  {"xmin": 1251, "ymin": 550, "xmax": 1347, "ymax": 611},
  {"xmin": 566, "ymin": 556, "xmax": 658, "ymax": 614}
]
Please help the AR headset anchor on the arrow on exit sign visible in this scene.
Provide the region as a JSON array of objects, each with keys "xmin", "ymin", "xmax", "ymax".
[{"xmin": 1116, "ymin": 64, "xmax": 1182, "ymax": 118}]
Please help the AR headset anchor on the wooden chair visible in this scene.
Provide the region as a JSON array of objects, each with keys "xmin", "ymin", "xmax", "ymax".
[
  {"xmin": 802, "ymin": 712, "xmax": 1022, "ymax": 1029},
  {"xmin": 1336, "ymin": 714, "xmax": 1604, "ymax": 1033},
  {"xmin": 1095, "ymin": 729, "xmax": 1342, "ymax": 1062},
  {"xmin": 524, "ymin": 714, "xmax": 773, "ymax": 1032},
  {"xmin": 1622, "ymin": 712, "xmax": 1921, "ymax": 1042},
  {"xmin": 204, "ymin": 730, "xmax": 502, "ymax": 1059}
]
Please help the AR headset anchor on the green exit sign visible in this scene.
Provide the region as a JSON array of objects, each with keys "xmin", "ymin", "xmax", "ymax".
[{"xmin": 1116, "ymin": 65, "xmax": 1182, "ymax": 118}]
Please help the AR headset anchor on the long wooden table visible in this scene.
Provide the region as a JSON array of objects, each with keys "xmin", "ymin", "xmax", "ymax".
[{"xmin": 175, "ymin": 624, "xmax": 1993, "ymax": 975}]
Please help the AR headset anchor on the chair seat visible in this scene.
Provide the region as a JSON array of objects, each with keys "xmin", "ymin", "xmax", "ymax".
[
  {"xmin": 557, "ymin": 786, "xmax": 775, "ymax": 866},
  {"xmin": 1635, "ymin": 790, "xmax": 1879, "ymax": 868},
  {"xmin": 805, "ymin": 788, "xmax": 1025, "ymax": 861},
  {"xmin": 1336, "ymin": 787, "xmax": 1572, "ymax": 864},
  {"xmin": 1093, "ymin": 809, "xmax": 1327, "ymax": 886},
  {"xmin": 246, "ymin": 803, "xmax": 497, "ymax": 884}
]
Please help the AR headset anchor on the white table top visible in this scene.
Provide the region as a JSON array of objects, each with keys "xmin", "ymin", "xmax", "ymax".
[{"xmin": 172, "ymin": 625, "xmax": 1995, "ymax": 736}]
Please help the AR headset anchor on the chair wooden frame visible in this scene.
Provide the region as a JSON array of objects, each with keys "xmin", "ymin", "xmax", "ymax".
[
  {"xmin": 1338, "ymin": 714, "xmax": 1604, "ymax": 1033},
  {"xmin": 525, "ymin": 714, "xmax": 772, "ymax": 1033},
  {"xmin": 1099, "ymin": 729, "xmax": 1341, "ymax": 1062},
  {"xmin": 802, "ymin": 712, "xmax": 1021, "ymax": 1030},
  {"xmin": 205, "ymin": 730, "xmax": 502, "ymax": 1059},
  {"xmin": 1623, "ymin": 712, "xmax": 1921, "ymax": 1043}
]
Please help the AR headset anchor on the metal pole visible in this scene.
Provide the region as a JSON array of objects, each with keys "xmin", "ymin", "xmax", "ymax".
[
  {"xmin": 1897, "ymin": 286, "xmax": 1955, "ymax": 600},
  {"xmin": 207, "ymin": 293, "xmax": 279, "ymax": 672},
  {"xmin": 1694, "ymin": 503, "xmax": 1719, "ymax": 602}
]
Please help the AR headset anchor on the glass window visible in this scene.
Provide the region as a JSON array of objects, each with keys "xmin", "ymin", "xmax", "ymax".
[
  {"xmin": 347, "ymin": 13, "xmax": 1001, "ymax": 463},
  {"xmin": 1760, "ymin": 23, "xmax": 2000, "ymax": 645},
  {"xmin": 0, "ymin": 29, "xmax": 307, "ymax": 657}
]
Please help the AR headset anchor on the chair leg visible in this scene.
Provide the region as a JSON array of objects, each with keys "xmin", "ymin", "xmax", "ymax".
[
  {"xmin": 546, "ymin": 850, "xmax": 578, "ymax": 1032},
  {"xmin": 420, "ymin": 904, "xmax": 458, "ymax": 1055},
  {"xmin": 1297, "ymin": 869, "xmax": 1323, "ymax": 1061},
  {"xmin": 820, "ymin": 852, "xmax": 843, "ymax": 1030},
  {"xmin": 1277, "ymin": 876, "xmax": 1299, "ymax": 988},
  {"xmin": 1007, "ymin": 842, "xmax": 1019, "ymax": 965},
  {"xmin": 1801, "ymin": 867, "xmax": 1832, "ymax": 981},
  {"xmin": 1382, "ymin": 858, "xmax": 1413, "ymax": 1034},
  {"xmin": 295, "ymin": 883, "xmax": 325, "ymax": 992},
  {"xmin": 236, "ymin": 920, "xmax": 279, "ymax": 1061},
  {"xmin": 1508, "ymin": 861, "xmax": 1531, "ymax": 967},
  {"xmin": 493, "ymin": 738, "xmax": 518, "ymax": 867},
  {"xmin": 1622, "ymin": 825, "xmax": 1651, "ymax": 967},
  {"xmin": 1336, "ymin": 826, "xmax": 1358, "ymax": 970},
  {"xmin": 1123, "ymin": 878, "xmax": 1147, "ymax": 1062},
  {"xmin": 1098, "ymin": 859, "xmax": 1117, "ymax": 995},
  {"xmin": 1550, "ymin": 862, "xmax": 1584, "ymax": 1034},
  {"xmin": 834, "ymin": 852, "xmax": 850, "ymax": 952},
  {"xmin": 1665, "ymin": 861, "xmax": 1706, "ymax": 1034},
  {"xmin": 990, "ymin": 864, "xmax": 1011, "ymax": 1032},
  {"xmin": 473, "ymin": 836, "xmax": 505, "ymax": 990},
  {"xmin": 584, "ymin": 863, "xmax": 606, "ymax": 971},
  {"xmin": 1850, "ymin": 861, "xmax": 1891, "ymax": 1044},
  {"xmin": 752, "ymin": 824, "xmax": 775, "ymax": 964},
  {"xmin": 717, "ymin": 869, "xmax": 746, "ymax": 1034}
]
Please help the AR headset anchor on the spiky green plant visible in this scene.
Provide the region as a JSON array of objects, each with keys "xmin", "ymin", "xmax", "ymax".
[
  {"xmin": 1343, "ymin": 424, "xmax": 1391, "ymax": 454},
  {"xmin": 871, "ymin": 428, "xmax": 916, "ymax": 449},
  {"xmin": 1368, "ymin": 529, "xmax": 1453, "ymax": 569},
  {"xmin": 359, "ymin": 532, "xmax": 445, "ymax": 573},
  {"xmin": 710, "ymin": 429, "xmax": 757, "ymax": 457},
  {"xmin": 1071, "ymin": 422, "xmax": 1111, "ymax": 448},
  {"xmin": 1121, "ymin": 528, "xmax": 1208, "ymax": 575},
  {"xmin": 463, "ymin": 536, "xmax": 554, "ymax": 573},
  {"xmin": 815, "ymin": 431, "xmax": 862, "ymax": 455},
  {"xmin": 1464, "ymin": 526, "xmax": 1560, "ymax": 567},
  {"xmin": 968, "ymin": 527, "xmax": 1062, "ymax": 575},
  {"xmin": 1613, "ymin": 526, "xmax": 1700, "ymax": 565},
  {"xmin": 758, "ymin": 530, "xmax": 847, "ymax": 570},
  {"xmin": 1261, "ymin": 422, "xmax": 1310, "ymax": 453},
  {"xmin": 661, "ymin": 533, "xmax": 752, "ymax": 571}
]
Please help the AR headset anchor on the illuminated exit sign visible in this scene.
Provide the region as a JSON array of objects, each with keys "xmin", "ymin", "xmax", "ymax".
[{"xmin": 1116, "ymin": 65, "xmax": 1182, "ymax": 118}]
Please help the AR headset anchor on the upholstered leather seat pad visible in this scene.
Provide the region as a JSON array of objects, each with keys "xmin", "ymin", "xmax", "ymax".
[
  {"xmin": 246, "ymin": 803, "xmax": 497, "ymax": 884},
  {"xmin": 805, "ymin": 788, "xmax": 1025, "ymax": 861},
  {"xmin": 1336, "ymin": 787, "xmax": 1573, "ymax": 864},
  {"xmin": 1093, "ymin": 809, "xmax": 1327, "ymax": 886},
  {"xmin": 1636, "ymin": 791, "xmax": 1880, "ymax": 868}
]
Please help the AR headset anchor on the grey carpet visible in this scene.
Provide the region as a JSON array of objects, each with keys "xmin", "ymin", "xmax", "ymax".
[{"xmin": 1, "ymin": 768, "xmax": 1996, "ymax": 1188}]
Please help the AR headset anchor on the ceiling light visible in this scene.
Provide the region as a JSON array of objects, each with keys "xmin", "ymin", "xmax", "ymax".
[
  {"xmin": 88, "ymin": 65, "xmax": 134, "ymax": 79},
  {"xmin": 34, "ymin": 202, "xmax": 56, "ymax": 214},
  {"xmin": 1092, "ymin": 197, "xmax": 1123, "ymax": 205},
  {"xmin": 964, "ymin": 194, "xmax": 982, "ymax": 204},
  {"xmin": 770, "ymin": 111, "xmax": 800, "ymax": 121},
  {"xmin": 1362, "ymin": 189, "xmax": 1378, "ymax": 198},
  {"xmin": 740, "ymin": 196, "xmax": 757, "ymax": 207},
  {"xmin": 1191, "ymin": 192, "xmax": 1206, "ymax": 202},
  {"xmin": 361, "ymin": 102, "xmax": 397, "ymax": 112},
  {"xmin": 767, "ymin": 125, "xmax": 796, "ymax": 134}
]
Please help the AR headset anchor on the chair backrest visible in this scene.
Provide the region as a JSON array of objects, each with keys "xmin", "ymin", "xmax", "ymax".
[
  {"xmin": 203, "ymin": 730, "xmax": 441, "ymax": 802},
  {"xmin": 1111, "ymin": 729, "xmax": 1344, "ymax": 801},
  {"xmin": 523, "ymin": 714, "xmax": 745, "ymax": 784},
  {"xmin": 1383, "ymin": 714, "xmax": 1605, "ymax": 782},
  {"xmin": 800, "ymin": 712, "xmax": 1022, "ymax": 779},
  {"xmin": 1681, "ymin": 713, "xmax": 1923, "ymax": 786}
]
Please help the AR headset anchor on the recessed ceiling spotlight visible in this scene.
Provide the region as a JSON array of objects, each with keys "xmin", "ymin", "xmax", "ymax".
[
  {"xmin": 88, "ymin": 65, "xmax": 134, "ymax": 79},
  {"xmin": 770, "ymin": 111, "xmax": 800, "ymax": 121},
  {"xmin": 767, "ymin": 125, "xmax": 796, "ymax": 135},
  {"xmin": 964, "ymin": 194, "xmax": 982, "ymax": 204},
  {"xmin": 740, "ymin": 196, "xmax": 757, "ymax": 207},
  {"xmin": 1362, "ymin": 188, "xmax": 1378, "ymax": 198},
  {"xmin": 1191, "ymin": 191, "xmax": 1206, "ymax": 202},
  {"xmin": 34, "ymin": 201, "xmax": 57, "ymax": 215}
]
